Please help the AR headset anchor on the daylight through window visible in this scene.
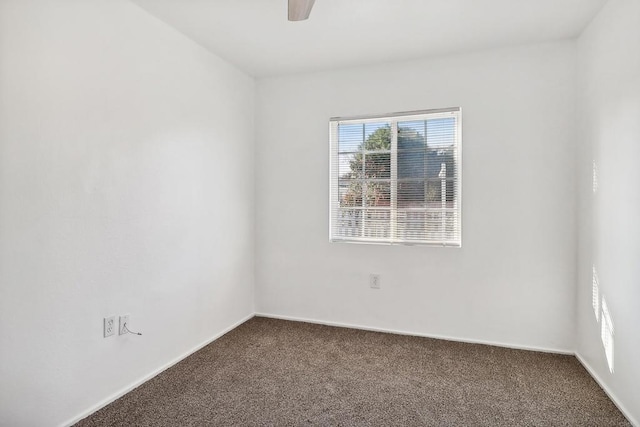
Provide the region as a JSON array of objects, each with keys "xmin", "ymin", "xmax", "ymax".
[
  {"xmin": 329, "ymin": 108, "xmax": 461, "ymax": 246},
  {"xmin": 601, "ymin": 298, "xmax": 614, "ymax": 373}
]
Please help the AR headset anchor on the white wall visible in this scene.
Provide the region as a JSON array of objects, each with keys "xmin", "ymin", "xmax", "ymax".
[
  {"xmin": 0, "ymin": 1, "xmax": 254, "ymax": 426},
  {"xmin": 255, "ymin": 42, "xmax": 578, "ymax": 352},
  {"xmin": 576, "ymin": 0, "xmax": 640, "ymax": 423}
]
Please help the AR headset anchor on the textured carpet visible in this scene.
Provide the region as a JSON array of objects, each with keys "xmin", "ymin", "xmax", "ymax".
[{"xmin": 76, "ymin": 317, "xmax": 629, "ymax": 426}]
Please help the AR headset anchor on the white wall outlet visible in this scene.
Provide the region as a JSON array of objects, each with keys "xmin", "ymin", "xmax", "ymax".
[
  {"xmin": 104, "ymin": 316, "xmax": 115, "ymax": 338},
  {"xmin": 370, "ymin": 273, "xmax": 381, "ymax": 289},
  {"xmin": 119, "ymin": 314, "xmax": 130, "ymax": 335}
]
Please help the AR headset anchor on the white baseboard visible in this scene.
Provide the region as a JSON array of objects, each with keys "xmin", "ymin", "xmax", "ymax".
[
  {"xmin": 575, "ymin": 352, "xmax": 638, "ymax": 427},
  {"xmin": 60, "ymin": 313, "xmax": 255, "ymax": 427},
  {"xmin": 254, "ymin": 312, "xmax": 574, "ymax": 355},
  {"xmin": 60, "ymin": 312, "xmax": 636, "ymax": 427}
]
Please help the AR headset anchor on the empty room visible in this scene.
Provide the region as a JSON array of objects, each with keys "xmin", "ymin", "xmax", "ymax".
[{"xmin": 0, "ymin": 0, "xmax": 638, "ymax": 425}]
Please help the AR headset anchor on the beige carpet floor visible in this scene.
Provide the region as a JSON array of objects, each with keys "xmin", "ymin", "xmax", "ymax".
[{"xmin": 76, "ymin": 317, "xmax": 629, "ymax": 426}]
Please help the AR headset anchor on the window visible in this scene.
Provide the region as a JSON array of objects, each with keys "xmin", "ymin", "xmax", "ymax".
[{"xmin": 329, "ymin": 108, "xmax": 461, "ymax": 246}]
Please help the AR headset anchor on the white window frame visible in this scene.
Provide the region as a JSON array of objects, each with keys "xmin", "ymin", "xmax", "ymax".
[{"xmin": 329, "ymin": 107, "xmax": 462, "ymax": 247}]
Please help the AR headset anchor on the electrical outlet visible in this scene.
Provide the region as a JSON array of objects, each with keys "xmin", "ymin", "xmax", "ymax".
[
  {"xmin": 104, "ymin": 316, "xmax": 115, "ymax": 338},
  {"xmin": 370, "ymin": 273, "xmax": 381, "ymax": 289},
  {"xmin": 119, "ymin": 314, "xmax": 130, "ymax": 335}
]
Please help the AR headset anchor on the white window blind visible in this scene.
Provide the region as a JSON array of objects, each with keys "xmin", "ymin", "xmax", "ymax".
[{"xmin": 329, "ymin": 108, "xmax": 462, "ymax": 246}]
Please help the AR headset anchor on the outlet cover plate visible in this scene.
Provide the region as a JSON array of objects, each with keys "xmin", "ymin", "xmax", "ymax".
[
  {"xmin": 370, "ymin": 273, "xmax": 381, "ymax": 289},
  {"xmin": 119, "ymin": 314, "xmax": 130, "ymax": 335},
  {"xmin": 104, "ymin": 316, "xmax": 115, "ymax": 338}
]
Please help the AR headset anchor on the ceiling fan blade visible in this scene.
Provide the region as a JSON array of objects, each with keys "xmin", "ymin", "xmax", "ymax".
[{"xmin": 288, "ymin": 0, "xmax": 315, "ymax": 21}]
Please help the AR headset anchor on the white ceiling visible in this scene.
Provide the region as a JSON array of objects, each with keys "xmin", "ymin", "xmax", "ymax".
[{"xmin": 132, "ymin": 0, "xmax": 607, "ymax": 77}]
